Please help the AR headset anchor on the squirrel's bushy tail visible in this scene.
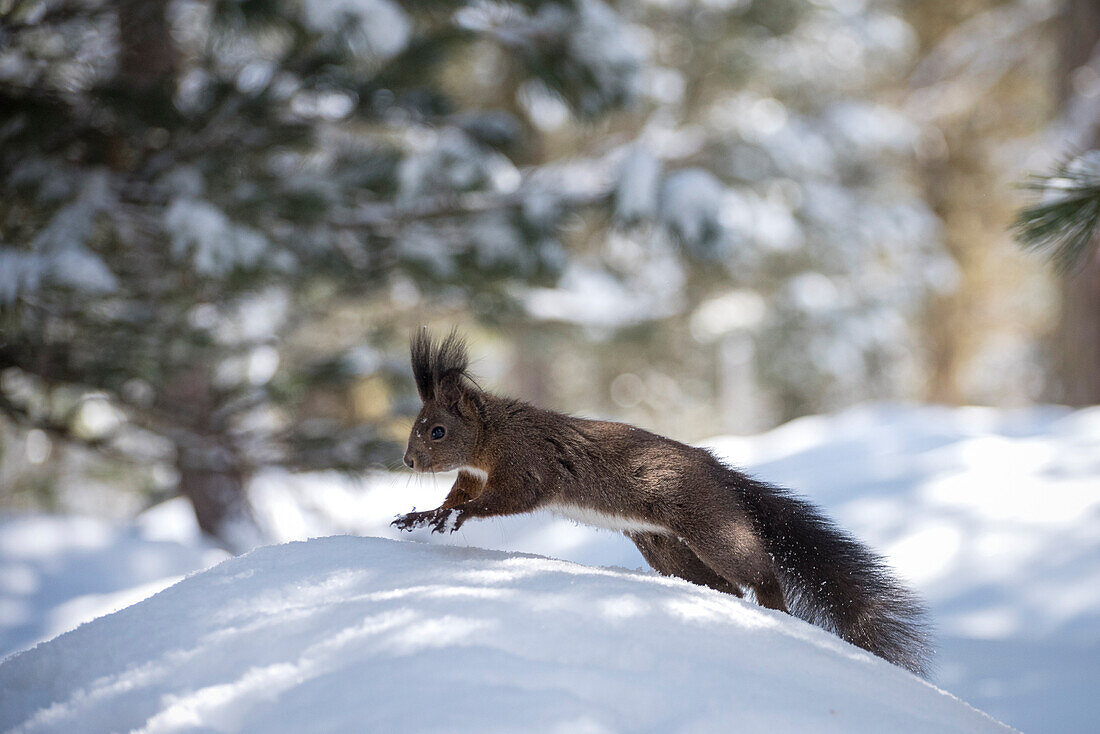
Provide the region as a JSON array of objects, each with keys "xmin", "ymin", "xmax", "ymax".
[{"xmin": 736, "ymin": 475, "xmax": 932, "ymax": 676}]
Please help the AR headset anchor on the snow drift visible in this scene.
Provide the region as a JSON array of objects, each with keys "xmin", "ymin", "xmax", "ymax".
[{"xmin": 0, "ymin": 535, "xmax": 1008, "ymax": 734}]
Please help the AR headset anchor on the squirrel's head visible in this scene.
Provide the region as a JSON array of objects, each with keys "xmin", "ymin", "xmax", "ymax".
[{"xmin": 403, "ymin": 328, "xmax": 485, "ymax": 473}]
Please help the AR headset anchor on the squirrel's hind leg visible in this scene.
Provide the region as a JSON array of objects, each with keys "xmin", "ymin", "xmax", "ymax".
[
  {"xmin": 678, "ymin": 521, "xmax": 788, "ymax": 613},
  {"xmin": 629, "ymin": 532, "xmax": 743, "ymax": 598}
]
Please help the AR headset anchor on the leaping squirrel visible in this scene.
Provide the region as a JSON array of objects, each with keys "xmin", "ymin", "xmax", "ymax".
[{"xmin": 393, "ymin": 329, "xmax": 931, "ymax": 676}]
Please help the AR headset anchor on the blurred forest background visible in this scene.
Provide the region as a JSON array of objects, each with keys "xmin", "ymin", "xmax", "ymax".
[{"xmin": 1, "ymin": 0, "xmax": 1098, "ymax": 549}]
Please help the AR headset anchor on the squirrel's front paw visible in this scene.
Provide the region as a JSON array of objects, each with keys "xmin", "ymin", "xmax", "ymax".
[
  {"xmin": 427, "ymin": 508, "xmax": 460, "ymax": 534},
  {"xmin": 392, "ymin": 509, "xmax": 434, "ymax": 531},
  {"xmin": 392, "ymin": 507, "xmax": 463, "ymax": 533}
]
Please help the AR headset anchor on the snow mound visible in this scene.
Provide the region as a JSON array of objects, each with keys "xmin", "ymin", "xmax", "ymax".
[
  {"xmin": 0, "ymin": 513, "xmax": 227, "ymax": 657},
  {"xmin": 0, "ymin": 536, "xmax": 1008, "ymax": 734}
]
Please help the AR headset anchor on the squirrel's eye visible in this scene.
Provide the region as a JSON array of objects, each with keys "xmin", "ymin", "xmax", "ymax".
[{"xmin": 430, "ymin": 425, "xmax": 445, "ymax": 440}]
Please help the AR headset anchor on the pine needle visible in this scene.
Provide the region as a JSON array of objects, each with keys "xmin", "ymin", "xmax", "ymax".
[{"xmin": 1013, "ymin": 151, "xmax": 1100, "ymax": 273}]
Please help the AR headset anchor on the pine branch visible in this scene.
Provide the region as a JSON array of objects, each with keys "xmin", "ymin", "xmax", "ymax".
[
  {"xmin": 0, "ymin": 392, "xmax": 165, "ymax": 465},
  {"xmin": 1014, "ymin": 151, "xmax": 1100, "ymax": 273},
  {"xmin": 0, "ymin": 1, "xmax": 113, "ymax": 34},
  {"xmin": 334, "ymin": 187, "xmax": 612, "ymax": 231}
]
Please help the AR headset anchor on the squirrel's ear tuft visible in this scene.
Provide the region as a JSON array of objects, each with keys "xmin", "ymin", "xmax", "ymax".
[
  {"xmin": 410, "ymin": 327, "xmax": 473, "ymax": 407},
  {"xmin": 432, "ymin": 328, "xmax": 470, "ymax": 383},
  {"xmin": 411, "ymin": 328, "xmax": 436, "ymax": 402}
]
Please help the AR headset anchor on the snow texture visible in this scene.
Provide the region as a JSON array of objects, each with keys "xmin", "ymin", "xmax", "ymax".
[
  {"xmin": 0, "ymin": 171, "xmax": 117, "ymax": 304},
  {"xmin": 0, "ymin": 512, "xmax": 227, "ymax": 658},
  {"xmin": 614, "ymin": 147, "xmax": 661, "ymax": 223},
  {"xmin": 659, "ymin": 168, "xmax": 725, "ymax": 250},
  {"xmin": 569, "ymin": 0, "xmax": 646, "ymax": 109},
  {"xmin": 0, "ymin": 536, "xmax": 1008, "ymax": 734},
  {"xmin": 524, "ymin": 256, "xmax": 683, "ymax": 329},
  {"xmin": 165, "ymin": 198, "xmax": 270, "ymax": 276},
  {"xmin": 300, "ymin": 0, "xmax": 410, "ymax": 60}
]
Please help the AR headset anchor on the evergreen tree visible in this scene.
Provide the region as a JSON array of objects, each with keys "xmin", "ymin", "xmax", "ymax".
[
  {"xmin": 516, "ymin": 0, "xmax": 952, "ymax": 424},
  {"xmin": 0, "ymin": 0, "xmax": 647, "ymax": 548}
]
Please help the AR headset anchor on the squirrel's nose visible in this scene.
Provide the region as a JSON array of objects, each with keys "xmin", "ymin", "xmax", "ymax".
[{"xmin": 403, "ymin": 451, "xmax": 415, "ymax": 470}]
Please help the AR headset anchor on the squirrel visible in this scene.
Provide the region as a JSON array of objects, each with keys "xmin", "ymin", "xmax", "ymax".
[{"xmin": 392, "ymin": 329, "xmax": 931, "ymax": 676}]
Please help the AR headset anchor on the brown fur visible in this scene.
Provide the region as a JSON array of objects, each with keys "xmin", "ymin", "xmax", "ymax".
[{"xmin": 395, "ymin": 330, "xmax": 931, "ymax": 675}]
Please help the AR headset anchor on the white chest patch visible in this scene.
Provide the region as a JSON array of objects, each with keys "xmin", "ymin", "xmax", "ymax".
[
  {"xmin": 544, "ymin": 502, "xmax": 669, "ymax": 535},
  {"xmin": 457, "ymin": 466, "xmax": 488, "ymax": 484}
]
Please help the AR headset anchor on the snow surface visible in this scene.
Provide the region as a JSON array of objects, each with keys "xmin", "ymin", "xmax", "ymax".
[
  {"xmin": 2, "ymin": 404, "xmax": 1098, "ymax": 732},
  {"xmin": 0, "ymin": 536, "xmax": 1008, "ymax": 734},
  {"xmin": 0, "ymin": 512, "xmax": 227, "ymax": 658}
]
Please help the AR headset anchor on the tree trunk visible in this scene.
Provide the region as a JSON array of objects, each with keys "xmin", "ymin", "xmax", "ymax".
[
  {"xmin": 117, "ymin": 0, "xmax": 178, "ymax": 91},
  {"xmin": 161, "ymin": 364, "xmax": 265, "ymax": 553},
  {"xmin": 1058, "ymin": 248, "xmax": 1100, "ymax": 404},
  {"xmin": 1055, "ymin": 0, "xmax": 1100, "ymax": 405},
  {"xmin": 112, "ymin": 1, "xmax": 263, "ymax": 549},
  {"xmin": 176, "ymin": 438, "xmax": 263, "ymax": 554}
]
